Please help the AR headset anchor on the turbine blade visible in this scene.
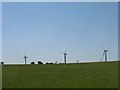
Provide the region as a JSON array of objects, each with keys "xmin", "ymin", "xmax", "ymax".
[
  {"xmin": 108, "ymin": 48, "xmax": 110, "ymax": 51},
  {"xmin": 103, "ymin": 52, "xmax": 105, "ymax": 56}
]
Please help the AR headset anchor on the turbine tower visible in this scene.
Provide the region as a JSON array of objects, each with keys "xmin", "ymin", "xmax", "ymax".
[
  {"xmin": 24, "ymin": 52, "xmax": 28, "ymax": 65},
  {"xmin": 103, "ymin": 49, "xmax": 108, "ymax": 62},
  {"xmin": 63, "ymin": 50, "xmax": 67, "ymax": 64}
]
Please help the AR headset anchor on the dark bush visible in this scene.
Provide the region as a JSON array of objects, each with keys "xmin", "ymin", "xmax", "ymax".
[
  {"xmin": 46, "ymin": 62, "xmax": 48, "ymax": 64},
  {"xmin": 38, "ymin": 61, "xmax": 43, "ymax": 64},
  {"xmin": 46, "ymin": 62, "xmax": 53, "ymax": 64},
  {"xmin": 1, "ymin": 62, "xmax": 4, "ymax": 65},
  {"xmin": 31, "ymin": 62, "xmax": 35, "ymax": 64},
  {"xmin": 49, "ymin": 62, "xmax": 53, "ymax": 64}
]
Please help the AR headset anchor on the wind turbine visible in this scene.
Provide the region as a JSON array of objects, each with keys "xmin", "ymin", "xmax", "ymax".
[
  {"xmin": 100, "ymin": 58, "xmax": 102, "ymax": 62},
  {"xmin": 103, "ymin": 48, "xmax": 109, "ymax": 62},
  {"xmin": 63, "ymin": 50, "xmax": 67, "ymax": 64},
  {"xmin": 24, "ymin": 52, "xmax": 28, "ymax": 65}
]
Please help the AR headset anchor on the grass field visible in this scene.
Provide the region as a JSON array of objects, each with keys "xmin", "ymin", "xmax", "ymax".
[
  {"xmin": 2, "ymin": 61, "xmax": 118, "ymax": 88},
  {"xmin": 0, "ymin": 65, "xmax": 2, "ymax": 89}
]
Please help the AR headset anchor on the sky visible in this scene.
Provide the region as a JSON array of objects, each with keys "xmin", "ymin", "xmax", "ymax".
[
  {"xmin": 2, "ymin": 2, "xmax": 118, "ymax": 64},
  {"xmin": 1, "ymin": 0, "xmax": 120, "ymax": 2},
  {"xmin": 0, "ymin": 2, "xmax": 2, "ymax": 62}
]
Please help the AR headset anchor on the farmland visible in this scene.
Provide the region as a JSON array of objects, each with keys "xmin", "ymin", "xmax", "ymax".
[{"xmin": 2, "ymin": 61, "xmax": 118, "ymax": 88}]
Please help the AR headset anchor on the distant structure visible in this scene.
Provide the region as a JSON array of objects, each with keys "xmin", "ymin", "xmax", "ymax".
[
  {"xmin": 54, "ymin": 61, "xmax": 58, "ymax": 64},
  {"xmin": 77, "ymin": 60, "xmax": 79, "ymax": 63},
  {"xmin": 24, "ymin": 53, "xmax": 28, "ymax": 64},
  {"xmin": 100, "ymin": 58, "xmax": 102, "ymax": 62},
  {"xmin": 103, "ymin": 49, "xmax": 108, "ymax": 62},
  {"xmin": 63, "ymin": 50, "xmax": 67, "ymax": 64}
]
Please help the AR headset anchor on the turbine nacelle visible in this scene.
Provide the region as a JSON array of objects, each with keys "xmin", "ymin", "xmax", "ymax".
[
  {"xmin": 24, "ymin": 55, "xmax": 28, "ymax": 58},
  {"xmin": 64, "ymin": 51, "xmax": 67, "ymax": 55},
  {"xmin": 104, "ymin": 49, "xmax": 108, "ymax": 52}
]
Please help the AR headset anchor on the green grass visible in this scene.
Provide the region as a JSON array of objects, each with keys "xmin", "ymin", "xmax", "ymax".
[
  {"xmin": 2, "ymin": 61, "xmax": 118, "ymax": 88},
  {"xmin": 0, "ymin": 65, "xmax": 2, "ymax": 89}
]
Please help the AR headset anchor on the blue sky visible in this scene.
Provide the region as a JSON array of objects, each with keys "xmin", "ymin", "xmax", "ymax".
[
  {"xmin": 2, "ymin": 2, "xmax": 118, "ymax": 64},
  {"xmin": 0, "ymin": 2, "xmax": 2, "ymax": 62},
  {"xmin": 1, "ymin": 0, "xmax": 119, "ymax": 2}
]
